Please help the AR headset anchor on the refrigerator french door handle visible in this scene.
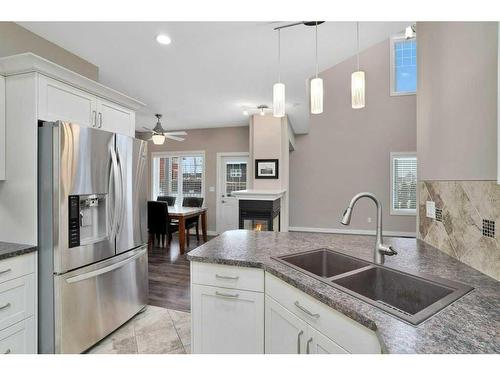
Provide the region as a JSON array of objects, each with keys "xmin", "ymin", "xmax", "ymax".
[
  {"xmin": 115, "ymin": 147, "xmax": 126, "ymax": 234},
  {"xmin": 109, "ymin": 145, "xmax": 121, "ymax": 242}
]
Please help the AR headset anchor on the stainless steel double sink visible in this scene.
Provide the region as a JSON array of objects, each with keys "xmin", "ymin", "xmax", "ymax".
[{"xmin": 273, "ymin": 248, "xmax": 473, "ymax": 325}]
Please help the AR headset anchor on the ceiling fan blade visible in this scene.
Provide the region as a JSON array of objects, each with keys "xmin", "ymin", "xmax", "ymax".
[
  {"xmin": 165, "ymin": 135, "xmax": 185, "ymax": 142},
  {"xmin": 164, "ymin": 131, "xmax": 187, "ymax": 136}
]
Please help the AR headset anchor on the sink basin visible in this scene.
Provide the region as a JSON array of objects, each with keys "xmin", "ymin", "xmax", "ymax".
[
  {"xmin": 273, "ymin": 248, "xmax": 474, "ymax": 325},
  {"xmin": 276, "ymin": 248, "xmax": 370, "ymax": 278},
  {"xmin": 333, "ymin": 266, "xmax": 473, "ymax": 325}
]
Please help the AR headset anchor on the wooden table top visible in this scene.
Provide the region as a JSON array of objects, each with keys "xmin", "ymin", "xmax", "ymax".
[{"xmin": 167, "ymin": 206, "xmax": 207, "ymax": 217}]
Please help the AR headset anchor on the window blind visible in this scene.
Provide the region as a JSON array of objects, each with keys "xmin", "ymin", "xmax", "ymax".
[
  {"xmin": 154, "ymin": 154, "xmax": 204, "ymax": 199},
  {"xmin": 392, "ymin": 156, "xmax": 417, "ymax": 212}
]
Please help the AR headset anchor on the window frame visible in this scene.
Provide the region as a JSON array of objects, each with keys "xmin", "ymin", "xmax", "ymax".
[
  {"xmin": 390, "ymin": 152, "xmax": 417, "ymax": 216},
  {"xmin": 151, "ymin": 150, "xmax": 206, "ymax": 202},
  {"xmin": 390, "ymin": 34, "xmax": 417, "ymax": 97}
]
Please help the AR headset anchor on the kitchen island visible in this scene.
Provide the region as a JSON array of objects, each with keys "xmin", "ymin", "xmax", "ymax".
[{"xmin": 187, "ymin": 230, "xmax": 500, "ymax": 354}]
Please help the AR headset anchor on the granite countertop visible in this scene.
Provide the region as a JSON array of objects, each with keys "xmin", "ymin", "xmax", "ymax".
[
  {"xmin": 187, "ymin": 230, "xmax": 500, "ymax": 354},
  {"xmin": 0, "ymin": 241, "xmax": 37, "ymax": 261}
]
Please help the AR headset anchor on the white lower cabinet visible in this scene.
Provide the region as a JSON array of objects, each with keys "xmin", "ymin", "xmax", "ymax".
[
  {"xmin": 191, "ymin": 284, "xmax": 264, "ymax": 353},
  {"xmin": 265, "ymin": 296, "xmax": 347, "ymax": 354},
  {"xmin": 0, "ymin": 316, "xmax": 35, "ymax": 354}
]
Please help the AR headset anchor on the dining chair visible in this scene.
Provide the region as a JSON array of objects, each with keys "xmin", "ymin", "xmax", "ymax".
[
  {"xmin": 182, "ymin": 197, "xmax": 204, "ymax": 245},
  {"xmin": 157, "ymin": 195, "xmax": 176, "ymax": 206},
  {"xmin": 147, "ymin": 201, "xmax": 179, "ymax": 248}
]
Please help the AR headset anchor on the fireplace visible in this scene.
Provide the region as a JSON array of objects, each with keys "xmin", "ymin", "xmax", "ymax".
[{"xmin": 239, "ymin": 199, "xmax": 280, "ymax": 232}]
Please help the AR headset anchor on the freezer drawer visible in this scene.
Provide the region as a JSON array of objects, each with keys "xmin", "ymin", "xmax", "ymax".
[{"xmin": 54, "ymin": 245, "xmax": 148, "ymax": 353}]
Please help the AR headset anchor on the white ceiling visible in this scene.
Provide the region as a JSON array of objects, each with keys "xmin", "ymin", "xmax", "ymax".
[{"xmin": 19, "ymin": 21, "xmax": 411, "ymax": 134}]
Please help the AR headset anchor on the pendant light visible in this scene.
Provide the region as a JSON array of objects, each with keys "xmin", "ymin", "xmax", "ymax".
[
  {"xmin": 310, "ymin": 22, "xmax": 323, "ymax": 114},
  {"xmin": 152, "ymin": 134, "xmax": 166, "ymax": 145},
  {"xmin": 351, "ymin": 22, "xmax": 365, "ymax": 109},
  {"xmin": 273, "ymin": 29, "xmax": 285, "ymax": 117}
]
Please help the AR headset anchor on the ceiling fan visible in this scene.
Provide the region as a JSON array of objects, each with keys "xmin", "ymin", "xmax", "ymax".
[
  {"xmin": 242, "ymin": 105, "xmax": 273, "ymax": 117},
  {"xmin": 140, "ymin": 114, "xmax": 187, "ymax": 144}
]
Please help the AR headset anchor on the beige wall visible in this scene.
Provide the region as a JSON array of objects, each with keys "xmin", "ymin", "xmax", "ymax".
[
  {"xmin": 0, "ymin": 22, "xmax": 98, "ymax": 80},
  {"xmin": 417, "ymin": 22, "xmax": 500, "ymax": 280},
  {"xmin": 290, "ymin": 39, "xmax": 417, "ymax": 234},
  {"xmin": 140, "ymin": 126, "xmax": 249, "ymax": 232},
  {"xmin": 417, "ymin": 22, "xmax": 498, "ymax": 181}
]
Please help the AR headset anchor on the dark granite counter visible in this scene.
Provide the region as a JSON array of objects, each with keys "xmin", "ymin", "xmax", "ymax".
[
  {"xmin": 0, "ymin": 241, "xmax": 37, "ymax": 261},
  {"xmin": 187, "ymin": 230, "xmax": 500, "ymax": 354}
]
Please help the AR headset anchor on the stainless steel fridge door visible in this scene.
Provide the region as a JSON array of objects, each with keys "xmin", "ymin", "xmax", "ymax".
[
  {"xmin": 54, "ymin": 122, "xmax": 118, "ymax": 272},
  {"xmin": 54, "ymin": 245, "xmax": 148, "ymax": 354},
  {"xmin": 115, "ymin": 135, "xmax": 148, "ymax": 254}
]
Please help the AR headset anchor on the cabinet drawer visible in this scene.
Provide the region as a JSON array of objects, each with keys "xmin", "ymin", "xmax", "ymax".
[
  {"xmin": 0, "ymin": 317, "xmax": 36, "ymax": 354},
  {"xmin": 0, "ymin": 274, "xmax": 35, "ymax": 331},
  {"xmin": 0, "ymin": 253, "xmax": 35, "ymax": 284},
  {"xmin": 191, "ymin": 262, "xmax": 264, "ymax": 292},
  {"xmin": 265, "ymin": 272, "xmax": 381, "ymax": 353}
]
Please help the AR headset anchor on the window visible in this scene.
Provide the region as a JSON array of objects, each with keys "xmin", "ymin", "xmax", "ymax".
[
  {"xmin": 225, "ymin": 162, "xmax": 247, "ymax": 195},
  {"xmin": 390, "ymin": 153, "xmax": 417, "ymax": 215},
  {"xmin": 390, "ymin": 36, "xmax": 417, "ymax": 95},
  {"xmin": 152, "ymin": 152, "xmax": 205, "ymax": 202}
]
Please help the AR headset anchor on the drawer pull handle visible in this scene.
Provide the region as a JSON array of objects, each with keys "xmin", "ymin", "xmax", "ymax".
[
  {"xmin": 294, "ymin": 301, "xmax": 320, "ymax": 318},
  {"xmin": 215, "ymin": 274, "xmax": 239, "ymax": 280},
  {"xmin": 215, "ymin": 291, "xmax": 239, "ymax": 299},
  {"xmin": 4, "ymin": 349, "xmax": 11, "ymax": 354},
  {"xmin": 0, "ymin": 302, "xmax": 11, "ymax": 311},
  {"xmin": 0, "ymin": 268, "xmax": 12, "ymax": 276}
]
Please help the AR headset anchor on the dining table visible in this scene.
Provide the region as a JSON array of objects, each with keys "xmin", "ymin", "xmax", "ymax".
[{"xmin": 168, "ymin": 205, "xmax": 208, "ymax": 254}]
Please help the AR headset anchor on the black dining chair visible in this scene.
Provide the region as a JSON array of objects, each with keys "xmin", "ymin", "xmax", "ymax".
[
  {"xmin": 157, "ymin": 195, "xmax": 176, "ymax": 206},
  {"xmin": 182, "ymin": 197, "xmax": 204, "ymax": 245},
  {"xmin": 147, "ymin": 201, "xmax": 179, "ymax": 248}
]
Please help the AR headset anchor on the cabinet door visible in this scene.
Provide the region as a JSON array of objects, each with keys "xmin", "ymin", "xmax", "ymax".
[
  {"xmin": 38, "ymin": 75, "xmax": 97, "ymax": 127},
  {"xmin": 0, "ymin": 317, "xmax": 35, "ymax": 354},
  {"xmin": 97, "ymin": 99, "xmax": 135, "ymax": 136},
  {"xmin": 191, "ymin": 284, "xmax": 264, "ymax": 354},
  {"xmin": 265, "ymin": 296, "xmax": 308, "ymax": 354},
  {"xmin": 306, "ymin": 325, "xmax": 348, "ymax": 354}
]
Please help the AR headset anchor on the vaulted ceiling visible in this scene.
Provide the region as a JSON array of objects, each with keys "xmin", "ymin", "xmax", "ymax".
[{"xmin": 19, "ymin": 22, "xmax": 411, "ymax": 134}]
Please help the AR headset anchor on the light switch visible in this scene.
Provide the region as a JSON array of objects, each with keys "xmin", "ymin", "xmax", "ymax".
[
  {"xmin": 209, "ymin": 186, "xmax": 215, "ymax": 192},
  {"xmin": 426, "ymin": 201, "xmax": 436, "ymax": 219}
]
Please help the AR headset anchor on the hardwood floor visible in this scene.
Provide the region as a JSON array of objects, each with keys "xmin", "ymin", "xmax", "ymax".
[{"xmin": 147, "ymin": 233, "xmax": 212, "ymax": 312}]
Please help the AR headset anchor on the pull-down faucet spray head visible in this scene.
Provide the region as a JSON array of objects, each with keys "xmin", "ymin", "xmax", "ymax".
[{"xmin": 341, "ymin": 206, "xmax": 353, "ymax": 225}]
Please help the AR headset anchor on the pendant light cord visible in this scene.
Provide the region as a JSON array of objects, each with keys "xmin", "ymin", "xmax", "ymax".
[
  {"xmin": 278, "ymin": 29, "xmax": 281, "ymax": 83},
  {"xmin": 315, "ymin": 22, "xmax": 319, "ymax": 78},
  {"xmin": 356, "ymin": 22, "xmax": 360, "ymax": 71}
]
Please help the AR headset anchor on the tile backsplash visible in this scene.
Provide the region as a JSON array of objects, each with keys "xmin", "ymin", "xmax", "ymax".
[{"xmin": 418, "ymin": 180, "xmax": 500, "ymax": 281}]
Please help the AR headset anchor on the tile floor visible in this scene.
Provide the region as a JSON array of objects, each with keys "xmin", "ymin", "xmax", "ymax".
[{"xmin": 87, "ymin": 305, "xmax": 191, "ymax": 354}]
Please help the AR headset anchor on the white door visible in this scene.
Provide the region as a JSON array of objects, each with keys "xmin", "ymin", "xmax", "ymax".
[
  {"xmin": 265, "ymin": 296, "xmax": 308, "ymax": 354},
  {"xmin": 306, "ymin": 325, "xmax": 348, "ymax": 354},
  {"xmin": 218, "ymin": 155, "xmax": 248, "ymax": 233},
  {"xmin": 96, "ymin": 98, "xmax": 135, "ymax": 136},
  {"xmin": 38, "ymin": 75, "xmax": 97, "ymax": 127},
  {"xmin": 191, "ymin": 284, "xmax": 264, "ymax": 354}
]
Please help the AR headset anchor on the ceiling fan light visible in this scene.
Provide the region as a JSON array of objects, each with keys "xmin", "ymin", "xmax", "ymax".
[
  {"xmin": 152, "ymin": 134, "xmax": 166, "ymax": 145},
  {"xmin": 310, "ymin": 77, "xmax": 323, "ymax": 114},
  {"xmin": 351, "ymin": 71, "xmax": 365, "ymax": 109},
  {"xmin": 273, "ymin": 82, "xmax": 286, "ymax": 117}
]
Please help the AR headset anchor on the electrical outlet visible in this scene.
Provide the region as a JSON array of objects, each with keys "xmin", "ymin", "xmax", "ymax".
[{"xmin": 426, "ymin": 201, "xmax": 436, "ymax": 219}]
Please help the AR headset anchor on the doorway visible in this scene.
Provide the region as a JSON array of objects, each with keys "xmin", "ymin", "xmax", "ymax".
[{"xmin": 216, "ymin": 152, "xmax": 249, "ymax": 234}]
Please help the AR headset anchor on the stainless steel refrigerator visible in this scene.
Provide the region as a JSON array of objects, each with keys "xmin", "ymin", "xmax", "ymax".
[{"xmin": 38, "ymin": 121, "xmax": 149, "ymax": 353}]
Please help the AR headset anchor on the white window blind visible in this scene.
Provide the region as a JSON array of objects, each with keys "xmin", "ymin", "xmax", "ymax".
[
  {"xmin": 391, "ymin": 153, "xmax": 417, "ymax": 215},
  {"xmin": 152, "ymin": 153, "xmax": 204, "ymax": 201}
]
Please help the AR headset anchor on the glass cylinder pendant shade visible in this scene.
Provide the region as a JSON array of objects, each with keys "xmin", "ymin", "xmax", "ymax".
[
  {"xmin": 152, "ymin": 134, "xmax": 165, "ymax": 145},
  {"xmin": 351, "ymin": 71, "xmax": 365, "ymax": 109},
  {"xmin": 273, "ymin": 82, "xmax": 286, "ymax": 117},
  {"xmin": 310, "ymin": 77, "xmax": 323, "ymax": 114}
]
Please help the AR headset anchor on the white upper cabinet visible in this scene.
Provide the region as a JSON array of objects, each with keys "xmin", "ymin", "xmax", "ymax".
[
  {"xmin": 38, "ymin": 75, "xmax": 97, "ymax": 127},
  {"xmin": 96, "ymin": 98, "xmax": 135, "ymax": 136},
  {"xmin": 38, "ymin": 75, "xmax": 136, "ymax": 136}
]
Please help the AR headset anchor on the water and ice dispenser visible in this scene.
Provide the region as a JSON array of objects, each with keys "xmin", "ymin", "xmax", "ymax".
[{"xmin": 68, "ymin": 194, "xmax": 108, "ymax": 248}]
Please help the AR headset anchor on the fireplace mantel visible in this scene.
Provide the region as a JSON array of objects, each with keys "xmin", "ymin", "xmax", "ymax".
[{"xmin": 232, "ymin": 189, "xmax": 286, "ymax": 201}]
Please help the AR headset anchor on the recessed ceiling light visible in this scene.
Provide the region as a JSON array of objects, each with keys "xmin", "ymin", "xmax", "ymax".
[{"xmin": 156, "ymin": 34, "xmax": 172, "ymax": 45}]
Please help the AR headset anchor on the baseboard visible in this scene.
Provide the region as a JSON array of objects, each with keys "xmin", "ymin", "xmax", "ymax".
[
  {"xmin": 207, "ymin": 230, "xmax": 218, "ymax": 236},
  {"xmin": 288, "ymin": 226, "xmax": 416, "ymax": 238}
]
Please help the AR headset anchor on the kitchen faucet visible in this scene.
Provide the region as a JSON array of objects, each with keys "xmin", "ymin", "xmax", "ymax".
[{"xmin": 341, "ymin": 192, "xmax": 397, "ymax": 264}]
